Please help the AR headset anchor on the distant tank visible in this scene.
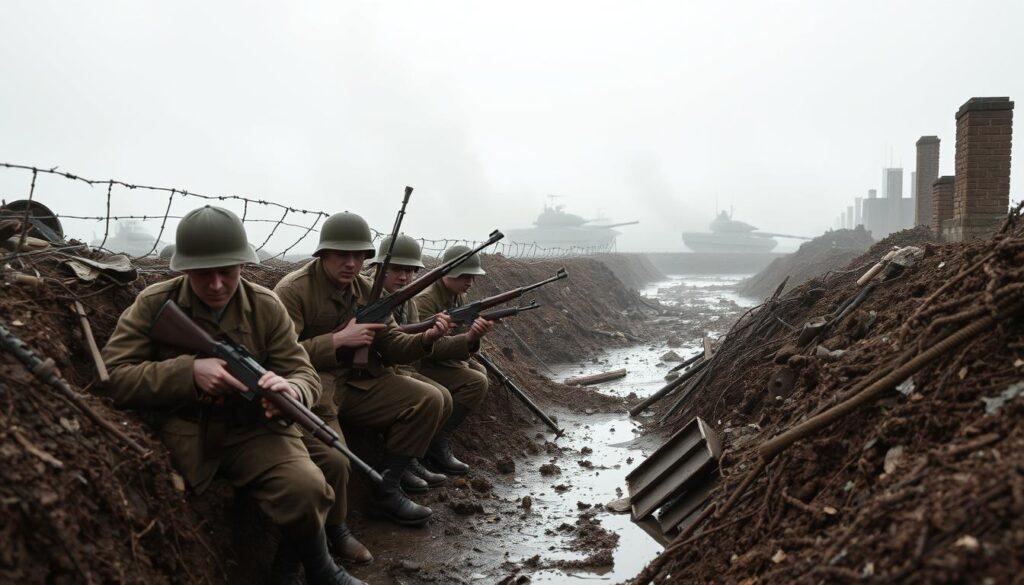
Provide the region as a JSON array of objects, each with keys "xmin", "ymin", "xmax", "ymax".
[
  {"xmin": 505, "ymin": 204, "xmax": 638, "ymax": 251},
  {"xmin": 682, "ymin": 212, "xmax": 807, "ymax": 254},
  {"xmin": 92, "ymin": 221, "xmax": 167, "ymax": 257}
]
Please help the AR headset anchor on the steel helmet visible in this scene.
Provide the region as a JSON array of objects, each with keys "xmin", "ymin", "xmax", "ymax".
[
  {"xmin": 315, "ymin": 212, "xmax": 376, "ymax": 256},
  {"xmin": 369, "ymin": 234, "xmax": 425, "ymax": 268},
  {"xmin": 442, "ymin": 245, "xmax": 486, "ymax": 277},
  {"xmin": 170, "ymin": 206, "xmax": 259, "ymax": 271}
]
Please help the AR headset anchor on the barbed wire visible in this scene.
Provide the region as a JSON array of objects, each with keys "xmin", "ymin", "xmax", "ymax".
[{"xmin": 1, "ymin": 162, "xmax": 616, "ymax": 261}]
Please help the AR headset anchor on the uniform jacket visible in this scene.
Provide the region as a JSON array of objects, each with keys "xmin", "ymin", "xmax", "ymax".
[
  {"xmin": 99, "ymin": 275, "xmax": 321, "ymax": 492},
  {"xmin": 385, "ymin": 289, "xmax": 476, "ymax": 374},
  {"xmin": 273, "ymin": 259, "xmax": 440, "ymax": 394},
  {"xmin": 414, "ymin": 280, "xmax": 476, "ymax": 369}
]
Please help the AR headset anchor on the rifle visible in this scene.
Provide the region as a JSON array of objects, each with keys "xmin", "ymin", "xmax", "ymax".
[
  {"xmin": 396, "ymin": 268, "xmax": 567, "ymax": 333},
  {"xmin": 398, "ymin": 300, "xmax": 542, "ymax": 334},
  {"xmin": 149, "ymin": 300, "xmax": 383, "ymax": 485},
  {"xmin": 348, "ymin": 230, "xmax": 505, "ymax": 364},
  {"xmin": 353, "ymin": 186, "xmax": 413, "ymax": 367},
  {"xmin": 474, "ymin": 351, "xmax": 564, "ymax": 437}
]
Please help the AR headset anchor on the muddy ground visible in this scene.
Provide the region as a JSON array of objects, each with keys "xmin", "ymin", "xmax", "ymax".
[
  {"xmin": 0, "ymin": 245, "xmax": 706, "ymax": 584},
  {"xmin": 635, "ymin": 212, "xmax": 1024, "ymax": 584}
]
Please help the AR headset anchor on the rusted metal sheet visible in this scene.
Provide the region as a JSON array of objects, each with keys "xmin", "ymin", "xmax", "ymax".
[{"xmin": 626, "ymin": 417, "xmax": 722, "ymax": 522}]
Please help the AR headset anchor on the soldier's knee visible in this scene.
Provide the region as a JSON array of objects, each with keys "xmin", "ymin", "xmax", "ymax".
[
  {"xmin": 274, "ymin": 460, "xmax": 334, "ymax": 529},
  {"xmin": 318, "ymin": 449, "xmax": 352, "ymax": 489}
]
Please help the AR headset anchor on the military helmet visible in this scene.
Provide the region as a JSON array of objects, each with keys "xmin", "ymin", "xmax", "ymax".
[
  {"xmin": 369, "ymin": 233, "xmax": 424, "ymax": 268},
  {"xmin": 315, "ymin": 211, "xmax": 376, "ymax": 256},
  {"xmin": 442, "ymin": 245, "xmax": 486, "ymax": 277},
  {"xmin": 159, "ymin": 244, "xmax": 176, "ymax": 260},
  {"xmin": 170, "ymin": 206, "xmax": 259, "ymax": 271}
]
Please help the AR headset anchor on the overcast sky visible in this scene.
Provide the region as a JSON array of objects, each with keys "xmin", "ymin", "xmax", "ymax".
[{"xmin": 1, "ymin": 0, "xmax": 1021, "ymax": 253}]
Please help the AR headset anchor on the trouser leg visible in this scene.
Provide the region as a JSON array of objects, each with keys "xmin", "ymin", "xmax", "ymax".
[{"xmin": 302, "ymin": 416, "xmax": 351, "ymax": 525}]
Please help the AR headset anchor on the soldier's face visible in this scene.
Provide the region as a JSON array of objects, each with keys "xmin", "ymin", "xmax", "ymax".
[
  {"xmin": 321, "ymin": 250, "xmax": 366, "ymax": 287},
  {"xmin": 443, "ymin": 275, "xmax": 475, "ymax": 295},
  {"xmin": 186, "ymin": 265, "xmax": 242, "ymax": 309},
  {"xmin": 383, "ymin": 265, "xmax": 419, "ymax": 292}
]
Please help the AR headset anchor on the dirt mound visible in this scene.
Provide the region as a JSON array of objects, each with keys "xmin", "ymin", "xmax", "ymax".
[
  {"xmin": 591, "ymin": 253, "xmax": 666, "ymax": 290},
  {"xmin": 1, "ymin": 246, "xmax": 642, "ymax": 583},
  {"xmin": 636, "ymin": 210, "xmax": 1024, "ymax": 584},
  {"xmin": 736, "ymin": 226, "xmax": 879, "ymax": 301}
]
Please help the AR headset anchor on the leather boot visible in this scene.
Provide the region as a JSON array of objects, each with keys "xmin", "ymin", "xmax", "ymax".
[
  {"xmin": 326, "ymin": 523, "xmax": 373, "ymax": 566},
  {"xmin": 375, "ymin": 455, "xmax": 433, "ymax": 527},
  {"xmin": 297, "ymin": 527, "xmax": 366, "ymax": 585},
  {"xmin": 425, "ymin": 403, "xmax": 471, "ymax": 475},
  {"xmin": 270, "ymin": 537, "xmax": 303, "ymax": 585},
  {"xmin": 400, "ymin": 468, "xmax": 429, "ymax": 494},
  {"xmin": 409, "ymin": 458, "xmax": 447, "ymax": 488}
]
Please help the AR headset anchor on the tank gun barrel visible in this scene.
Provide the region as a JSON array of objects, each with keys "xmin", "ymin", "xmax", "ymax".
[
  {"xmin": 753, "ymin": 231, "xmax": 811, "ymax": 240},
  {"xmin": 587, "ymin": 221, "xmax": 639, "ymax": 230}
]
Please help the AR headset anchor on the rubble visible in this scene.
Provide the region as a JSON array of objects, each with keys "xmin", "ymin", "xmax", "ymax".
[{"xmin": 634, "ymin": 207, "xmax": 1024, "ymax": 584}]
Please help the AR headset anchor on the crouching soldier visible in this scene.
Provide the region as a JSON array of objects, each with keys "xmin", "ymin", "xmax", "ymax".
[
  {"xmin": 414, "ymin": 245, "xmax": 494, "ymax": 475},
  {"xmin": 366, "ymin": 235, "xmax": 494, "ymax": 490},
  {"xmin": 273, "ymin": 212, "xmax": 451, "ymax": 528},
  {"xmin": 99, "ymin": 206, "xmax": 362, "ymax": 585}
]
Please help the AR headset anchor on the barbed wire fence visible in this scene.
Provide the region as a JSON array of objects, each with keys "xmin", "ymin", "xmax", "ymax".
[{"xmin": 0, "ymin": 163, "xmax": 616, "ymax": 265}]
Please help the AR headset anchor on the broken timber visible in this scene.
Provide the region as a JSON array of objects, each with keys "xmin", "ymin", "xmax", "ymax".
[
  {"xmin": 564, "ymin": 368, "xmax": 626, "ymax": 386},
  {"xmin": 628, "ymin": 358, "xmax": 708, "ymax": 417}
]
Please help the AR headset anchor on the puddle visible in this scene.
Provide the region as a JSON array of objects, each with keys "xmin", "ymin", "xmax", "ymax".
[{"xmin": 501, "ymin": 412, "xmax": 665, "ymax": 583}]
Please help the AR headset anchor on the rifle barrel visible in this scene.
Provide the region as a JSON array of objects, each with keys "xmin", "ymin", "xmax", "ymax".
[{"xmin": 475, "ymin": 351, "xmax": 563, "ymax": 437}]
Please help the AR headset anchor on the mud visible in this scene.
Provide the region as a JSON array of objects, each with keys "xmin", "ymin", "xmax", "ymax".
[{"xmin": 635, "ymin": 214, "xmax": 1024, "ymax": 584}]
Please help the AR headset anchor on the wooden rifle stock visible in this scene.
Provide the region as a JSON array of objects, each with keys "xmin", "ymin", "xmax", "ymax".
[{"xmin": 150, "ymin": 300, "xmax": 383, "ymax": 485}]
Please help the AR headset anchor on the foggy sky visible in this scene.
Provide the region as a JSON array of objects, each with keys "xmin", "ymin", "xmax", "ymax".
[{"xmin": 2, "ymin": 0, "xmax": 1022, "ymax": 254}]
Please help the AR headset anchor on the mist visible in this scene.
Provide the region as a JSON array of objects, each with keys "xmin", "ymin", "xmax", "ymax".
[{"xmin": 2, "ymin": 0, "xmax": 1022, "ymax": 254}]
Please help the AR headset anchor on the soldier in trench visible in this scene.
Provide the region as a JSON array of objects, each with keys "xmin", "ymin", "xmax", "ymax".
[
  {"xmin": 365, "ymin": 234, "xmax": 495, "ymax": 487},
  {"xmin": 99, "ymin": 205, "xmax": 364, "ymax": 585},
  {"xmin": 272, "ymin": 212, "xmax": 455, "ymax": 530},
  {"xmin": 413, "ymin": 244, "xmax": 494, "ymax": 476}
]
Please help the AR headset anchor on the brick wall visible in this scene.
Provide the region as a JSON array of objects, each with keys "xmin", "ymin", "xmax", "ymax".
[
  {"xmin": 915, "ymin": 136, "xmax": 940, "ymax": 226},
  {"xmin": 947, "ymin": 97, "xmax": 1014, "ymax": 241},
  {"xmin": 932, "ymin": 175, "xmax": 955, "ymax": 238}
]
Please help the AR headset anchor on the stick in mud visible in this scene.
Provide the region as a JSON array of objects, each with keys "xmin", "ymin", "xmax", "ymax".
[
  {"xmin": 564, "ymin": 368, "xmax": 627, "ymax": 386},
  {"xmin": 628, "ymin": 358, "xmax": 708, "ymax": 417}
]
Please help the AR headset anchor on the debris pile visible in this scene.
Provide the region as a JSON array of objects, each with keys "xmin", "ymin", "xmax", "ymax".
[
  {"xmin": 736, "ymin": 226, "xmax": 879, "ymax": 300},
  {"xmin": 634, "ymin": 208, "xmax": 1024, "ymax": 583}
]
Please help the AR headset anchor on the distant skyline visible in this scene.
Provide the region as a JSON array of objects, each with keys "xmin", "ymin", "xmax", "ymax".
[{"xmin": 2, "ymin": 1, "xmax": 1021, "ymax": 253}]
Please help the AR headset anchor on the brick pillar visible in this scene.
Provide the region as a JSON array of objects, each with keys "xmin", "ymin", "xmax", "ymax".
[
  {"xmin": 933, "ymin": 176, "xmax": 955, "ymax": 239},
  {"xmin": 915, "ymin": 136, "xmax": 940, "ymax": 227},
  {"xmin": 947, "ymin": 97, "xmax": 1014, "ymax": 241}
]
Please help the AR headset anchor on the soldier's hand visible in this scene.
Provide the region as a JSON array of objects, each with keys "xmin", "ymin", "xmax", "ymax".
[
  {"xmin": 258, "ymin": 371, "xmax": 300, "ymax": 418},
  {"xmin": 423, "ymin": 312, "xmax": 453, "ymax": 343},
  {"xmin": 193, "ymin": 357, "xmax": 247, "ymax": 396},
  {"xmin": 466, "ymin": 317, "xmax": 495, "ymax": 342},
  {"xmin": 333, "ymin": 317, "xmax": 387, "ymax": 348}
]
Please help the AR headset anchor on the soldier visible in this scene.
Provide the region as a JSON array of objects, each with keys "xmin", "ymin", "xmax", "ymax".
[
  {"xmin": 273, "ymin": 212, "xmax": 452, "ymax": 529},
  {"xmin": 414, "ymin": 245, "xmax": 493, "ymax": 475},
  {"xmin": 366, "ymin": 235, "xmax": 494, "ymax": 490},
  {"xmin": 100, "ymin": 206, "xmax": 362, "ymax": 585}
]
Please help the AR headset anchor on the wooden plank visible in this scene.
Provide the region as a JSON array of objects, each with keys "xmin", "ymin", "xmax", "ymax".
[{"xmin": 564, "ymin": 368, "xmax": 627, "ymax": 386}]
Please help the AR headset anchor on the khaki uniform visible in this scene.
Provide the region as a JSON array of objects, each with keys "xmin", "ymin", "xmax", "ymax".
[
  {"xmin": 273, "ymin": 259, "xmax": 451, "ymax": 519},
  {"xmin": 413, "ymin": 280, "xmax": 490, "ymax": 409},
  {"xmin": 99, "ymin": 276, "xmax": 332, "ymax": 540}
]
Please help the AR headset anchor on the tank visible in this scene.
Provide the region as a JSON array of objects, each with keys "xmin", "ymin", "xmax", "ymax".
[
  {"xmin": 681, "ymin": 212, "xmax": 779, "ymax": 254},
  {"xmin": 92, "ymin": 221, "xmax": 167, "ymax": 257},
  {"xmin": 505, "ymin": 204, "xmax": 638, "ymax": 252}
]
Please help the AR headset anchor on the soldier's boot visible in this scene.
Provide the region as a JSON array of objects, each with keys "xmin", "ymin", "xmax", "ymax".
[
  {"xmin": 326, "ymin": 523, "xmax": 373, "ymax": 566},
  {"xmin": 409, "ymin": 458, "xmax": 447, "ymax": 488},
  {"xmin": 425, "ymin": 403, "xmax": 471, "ymax": 475},
  {"xmin": 400, "ymin": 469, "xmax": 430, "ymax": 494},
  {"xmin": 298, "ymin": 527, "xmax": 365, "ymax": 585},
  {"xmin": 375, "ymin": 455, "xmax": 433, "ymax": 527},
  {"xmin": 270, "ymin": 538, "xmax": 303, "ymax": 585}
]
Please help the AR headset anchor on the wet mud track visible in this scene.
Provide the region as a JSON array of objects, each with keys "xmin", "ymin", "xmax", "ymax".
[{"xmin": 343, "ymin": 274, "xmax": 754, "ymax": 584}]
